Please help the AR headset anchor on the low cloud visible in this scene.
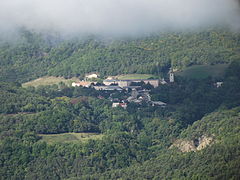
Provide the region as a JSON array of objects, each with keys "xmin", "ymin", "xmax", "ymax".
[{"xmin": 0, "ymin": 0, "xmax": 240, "ymax": 37}]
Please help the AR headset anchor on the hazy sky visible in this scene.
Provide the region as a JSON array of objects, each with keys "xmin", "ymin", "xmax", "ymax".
[{"xmin": 0, "ymin": 0, "xmax": 239, "ymax": 37}]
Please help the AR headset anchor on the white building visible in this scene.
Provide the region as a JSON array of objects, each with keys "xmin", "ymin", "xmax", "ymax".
[
  {"xmin": 151, "ymin": 101, "xmax": 167, "ymax": 107},
  {"xmin": 160, "ymin": 78, "xmax": 167, "ymax": 85},
  {"xmin": 103, "ymin": 79, "xmax": 159, "ymax": 88},
  {"xmin": 85, "ymin": 72, "xmax": 99, "ymax": 79},
  {"xmin": 112, "ymin": 102, "xmax": 127, "ymax": 109},
  {"xmin": 93, "ymin": 86, "xmax": 122, "ymax": 91},
  {"xmin": 72, "ymin": 81, "xmax": 92, "ymax": 87},
  {"xmin": 215, "ymin": 82, "xmax": 223, "ymax": 88}
]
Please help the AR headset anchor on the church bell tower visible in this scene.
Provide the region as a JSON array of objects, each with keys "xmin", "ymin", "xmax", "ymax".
[{"xmin": 169, "ymin": 68, "xmax": 174, "ymax": 83}]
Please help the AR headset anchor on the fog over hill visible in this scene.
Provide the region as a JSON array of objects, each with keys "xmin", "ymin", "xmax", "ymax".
[{"xmin": 0, "ymin": 0, "xmax": 240, "ymax": 38}]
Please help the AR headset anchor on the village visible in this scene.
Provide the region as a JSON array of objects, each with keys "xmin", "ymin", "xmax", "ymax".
[{"xmin": 72, "ymin": 71, "xmax": 176, "ymax": 109}]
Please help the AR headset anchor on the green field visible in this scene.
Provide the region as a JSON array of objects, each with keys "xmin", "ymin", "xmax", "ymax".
[
  {"xmin": 116, "ymin": 74, "xmax": 158, "ymax": 80},
  {"xmin": 22, "ymin": 76, "xmax": 79, "ymax": 87},
  {"xmin": 176, "ymin": 64, "xmax": 229, "ymax": 79},
  {"xmin": 39, "ymin": 132, "xmax": 103, "ymax": 144}
]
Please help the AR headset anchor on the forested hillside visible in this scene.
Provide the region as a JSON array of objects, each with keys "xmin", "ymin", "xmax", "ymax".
[
  {"xmin": 0, "ymin": 28, "xmax": 240, "ymax": 82},
  {"xmin": 0, "ymin": 0, "xmax": 240, "ymax": 177},
  {"xmin": 81, "ymin": 107, "xmax": 240, "ymax": 180},
  {"xmin": 0, "ymin": 59, "xmax": 240, "ymax": 179}
]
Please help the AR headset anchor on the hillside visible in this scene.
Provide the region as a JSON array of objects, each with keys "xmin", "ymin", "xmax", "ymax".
[
  {"xmin": 84, "ymin": 107, "xmax": 240, "ymax": 180},
  {"xmin": 0, "ymin": 60, "xmax": 240, "ymax": 179},
  {"xmin": 0, "ymin": 28, "xmax": 240, "ymax": 179},
  {"xmin": 0, "ymin": 28, "xmax": 240, "ymax": 82},
  {"xmin": 176, "ymin": 64, "xmax": 229, "ymax": 79},
  {"xmin": 22, "ymin": 76, "xmax": 79, "ymax": 87},
  {"xmin": 39, "ymin": 132, "xmax": 103, "ymax": 144}
]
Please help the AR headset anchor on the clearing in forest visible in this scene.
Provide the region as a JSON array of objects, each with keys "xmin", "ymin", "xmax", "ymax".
[
  {"xmin": 176, "ymin": 64, "xmax": 229, "ymax": 79},
  {"xmin": 38, "ymin": 132, "xmax": 103, "ymax": 144},
  {"xmin": 22, "ymin": 76, "xmax": 79, "ymax": 87},
  {"xmin": 116, "ymin": 74, "xmax": 158, "ymax": 80}
]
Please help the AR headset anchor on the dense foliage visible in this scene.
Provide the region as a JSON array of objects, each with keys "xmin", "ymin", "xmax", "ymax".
[
  {"xmin": 0, "ymin": 60, "xmax": 240, "ymax": 179},
  {"xmin": 0, "ymin": 28, "xmax": 240, "ymax": 82},
  {"xmin": 87, "ymin": 105, "xmax": 240, "ymax": 179}
]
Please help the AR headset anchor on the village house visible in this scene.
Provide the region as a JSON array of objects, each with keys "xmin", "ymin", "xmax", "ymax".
[
  {"xmin": 93, "ymin": 85, "xmax": 122, "ymax": 91},
  {"xmin": 127, "ymin": 89, "xmax": 151, "ymax": 104},
  {"xmin": 103, "ymin": 79, "xmax": 159, "ymax": 88},
  {"xmin": 141, "ymin": 79, "xmax": 159, "ymax": 88},
  {"xmin": 160, "ymin": 78, "xmax": 167, "ymax": 85},
  {"xmin": 121, "ymin": 86, "xmax": 142, "ymax": 91},
  {"xmin": 112, "ymin": 102, "xmax": 128, "ymax": 109},
  {"xmin": 85, "ymin": 72, "xmax": 100, "ymax": 79},
  {"xmin": 103, "ymin": 79, "xmax": 129, "ymax": 87},
  {"xmin": 214, "ymin": 82, "xmax": 223, "ymax": 88},
  {"xmin": 72, "ymin": 81, "xmax": 93, "ymax": 88},
  {"xmin": 151, "ymin": 101, "xmax": 167, "ymax": 107}
]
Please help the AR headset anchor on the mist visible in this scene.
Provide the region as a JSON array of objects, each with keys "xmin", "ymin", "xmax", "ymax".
[{"xmin": 0, "ymin": 0, "xmax": 240, "ymax": 38}]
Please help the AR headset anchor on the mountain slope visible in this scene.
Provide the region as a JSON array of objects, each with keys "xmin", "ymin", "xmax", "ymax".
[
  {"xmin": 0, "ymin": 28, "xmax": 240, "ymax": 82},
  {"xmin": 82, "ymin": 107, "xmax": 240, "ymax": 180}
]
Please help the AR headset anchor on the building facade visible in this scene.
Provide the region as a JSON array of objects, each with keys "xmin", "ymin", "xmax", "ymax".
[
  {"xmin": 103, "ymin": 79, "xmax": 159, "ymax": 88},
  {"xmin": 72, "ymin": 81, "xmax": 92, "ymax": 87}
]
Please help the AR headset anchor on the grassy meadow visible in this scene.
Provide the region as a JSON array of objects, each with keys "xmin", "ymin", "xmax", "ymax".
[
  {"xmin": 22, "ymin": 76, "xmax": 79, "ymax": 87},
  {"xmin": 39, "ymin": 132, "xmax": 103, "ymax": 144},
  {"xmin": 176, "ymin": 64, "xmax": 229, "ymax": 79},
  {"xmin": 116, "ymin": 74, "xmax": 158, "ymax": 80}
]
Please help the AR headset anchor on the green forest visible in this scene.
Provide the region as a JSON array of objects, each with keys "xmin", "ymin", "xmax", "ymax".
[
  {"xmin": 0, "ymin": 29, "xmax": 240, "ymax": 179},
  {"xmin": 0, "ymin": 28, "xmax": 240, "ymax": 82}
]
